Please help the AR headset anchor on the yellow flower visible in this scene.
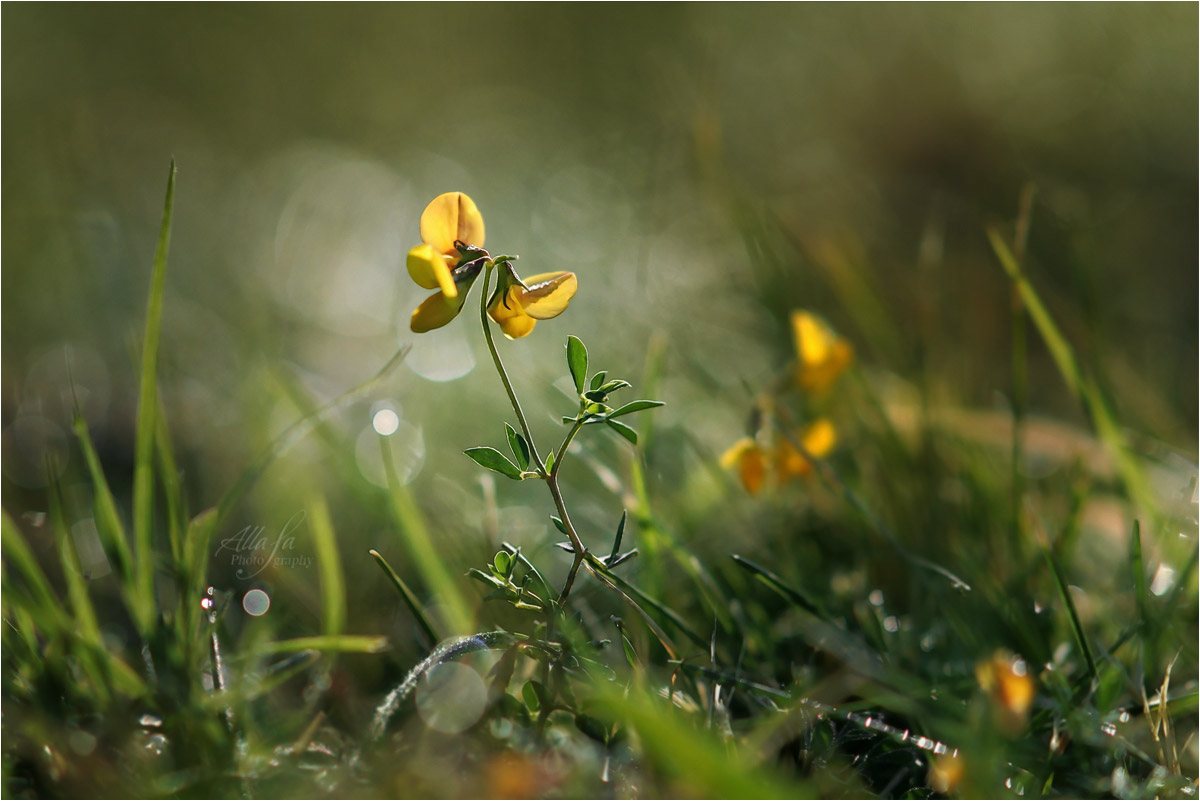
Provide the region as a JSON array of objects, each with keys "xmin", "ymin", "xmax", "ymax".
[
  {"xmin": 976, "ymin": 651, "xmax": 1035, "ymax": 734},
  {"xmin": 406, "ymin": 192, "xmax": 577, "ymax": 338},
  {"xmin": 791, "ymin": 310, "xmax": 853, "ymax": 394},
  {"xmin": 407, "ymin": 192, "xmax": 486, "ymax": 333},
  {"xmin": 928, "ymin": 753, "xmax": 965, "ymax": 795},
  {"xmin": 721, "ymin": 419, "xmax": 837, "ymax": 494},
  {"xmin": 720, "ymin": 437, "xmax": 769, "ymax": 495},
  {"xmin": 774, "ymin": 418, "xmax": 837, "ymax": 480},
  {"xmin": 487, "ymin": 270, "xmax": 579, "ymax": 340}
]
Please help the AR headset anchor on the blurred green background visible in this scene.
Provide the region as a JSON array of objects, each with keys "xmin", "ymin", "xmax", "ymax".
[{"xmin": 2, "ymin": 2, "xmax": 1196, "ymax": 695}]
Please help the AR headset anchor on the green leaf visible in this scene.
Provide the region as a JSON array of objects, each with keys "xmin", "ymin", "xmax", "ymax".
[
  {"xmin": 609, "ymin": 510, "xmax": 627, "ymax": 564},
  {"xmin": 589, "ymin": 370, "xmax": 608, "ymax": 391},
  {"xmin": 566, "ymin": 335, "xmax": 588, "ymax": 394},
  {"xmin": 504, "ymin": 423, "xmax": 530, "ymax": 471},
  {"xmin": 464, "ymin": 447, "xmax": 523, "ymax": 480},
  {"xmin": 607, "ymin": 399, "xmax": 664, "ymax": 419},
  {"xmin": 544, "ymin": 450, "xmax": 556, "ymax": 473},
  {"xmin": 606, "ymin": 419, "xmax": 638, "ymax": 445},
  {"xmin": 550, "ymin": 515, "xmax": 569, "ymax": 536},
  {"xmin": 522, "ymin": 680, "xmax": 543, "ymax": 712},
  {"xmin": 494, "ymin": 550, "xmax": 513, "ymax": 577},
  {"xmin": 595, "ymin": 379, "xmax": 631, "ymax": 395}
]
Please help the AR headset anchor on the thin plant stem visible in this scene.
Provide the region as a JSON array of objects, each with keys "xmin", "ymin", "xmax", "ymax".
[
  {"xmin": 478, "ymin": 263, "xmax": 546, "ymax": 475},
  {"xmin": 478, "ymin": 263, "xmax": 588, "ymax": 603}
]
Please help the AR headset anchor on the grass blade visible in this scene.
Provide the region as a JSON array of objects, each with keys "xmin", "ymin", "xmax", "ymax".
[
  {"xmin": 369, "ymin": 548, "xmax": 439, "ymax": 645},
  {"xmin": 258, "ymin": 635, "xmax": 389, "ymax": 655},
  {"xmin": 1, "ymin": 509, "xmax": 69, "ymax": 634},
  {"xmin": 381, "ymin": 437, "xmax": 473, "ymax": 636},
  {"xmin": 988, "ymin": 228, "xmax": 1155, "ymax": 521},
  {"xmin": 214, "ymin": 345, "xmax": 410, "ymax": 527},
  {"xmin": 72, "ymin": 415, "xmax": 134, "ymax": 588},
  {"xmin": 731, "ymin": 554, "xmax": 825, "ymax": 619},
  {"xmin": 308, "ymin": 496, "xmax": 346, "ymax": 637},
  {"xmin": 131, "ymin": 159, "xmax": 177, "ymax": 635}
]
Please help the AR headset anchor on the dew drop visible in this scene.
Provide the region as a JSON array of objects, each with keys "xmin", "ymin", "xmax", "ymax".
[
  {"xmin": 868, "ymin": 589, "xmax": 884, "ymax": 607},
  {"xmin": 243, "ymin": 588, "xmax": 271, "ymax": 617},
  {"xmin": 372, "ymin": 408, "xmax": 400, "ymax": 437}
]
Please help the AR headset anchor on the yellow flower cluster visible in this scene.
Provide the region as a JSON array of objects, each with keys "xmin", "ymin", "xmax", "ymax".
[
  {"xmin": 720, "ymin": 419, "xmax": 837, "ymax": 496},
  {"xmin": 722, "ymin": 310, "xmax": 852, "ymax": 494},
  {"xmin": 406, "ymin": 192, "xmax": 577, "ymax": 339}
]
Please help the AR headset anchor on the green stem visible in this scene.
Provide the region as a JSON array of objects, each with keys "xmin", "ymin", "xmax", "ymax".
[
  {"xmin": 478, "ymin": 264, "xmax": 588, "ymax": 602},
  {"xmin": 552, "ymin": 419, "xmax": 586, "ymax": 481},
  {"xmin": 479, "ymin": 264, "xmax": 546, "ymax": 475}
]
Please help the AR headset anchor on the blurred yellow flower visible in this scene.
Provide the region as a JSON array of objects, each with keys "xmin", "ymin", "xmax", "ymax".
[
  {"xmin": 487, "ymin": 270, "xmax": 578, "ymax": 340},
  {"xmin": 408, "ymin": 192, "xmax": 486, "ymax": 333},
  {"xmin": 720, "ymin": 437, "xmax": 769, "ymax": 495},
  {"xmin": 792, "ymin": 310, "xmax": 853, "ymax": 394},
  {"xmin": 721, "ymin": 419, "xmax": 837, "ymax": 495},
  {"xmin": 976, "ymin": 651, "xmax": 1035, "ymax": 734},
  {"xmin": 928, "ymin": 753, "xmax": 964, "ymax": 795}
]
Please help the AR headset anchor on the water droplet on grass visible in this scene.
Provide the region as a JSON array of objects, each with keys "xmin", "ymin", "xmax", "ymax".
[{"xmin": 243, "ymin": 588, "xmax": 271, "ymax": 616}]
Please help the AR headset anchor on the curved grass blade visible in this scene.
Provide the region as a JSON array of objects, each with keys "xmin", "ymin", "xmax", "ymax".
[
  {"xmin": 369, "ymin": 548, "xmax": 438, "ymax": 645},
  {"xmin": 731, "ymin": 554, "xmax": 825, "ymax": 619},
  {"xmin": 214, "ymin": 345, "xmax": 409, "ymax": 526}
]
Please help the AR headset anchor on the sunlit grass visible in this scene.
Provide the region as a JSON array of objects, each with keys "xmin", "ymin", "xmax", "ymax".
[{"xmin": 1, "ymin": 161, "xmax": 1196, "ymax": 801}]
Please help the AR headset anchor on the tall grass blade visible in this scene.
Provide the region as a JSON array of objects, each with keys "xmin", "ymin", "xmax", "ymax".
[
  {"xmin": 131, "ymin": 159, "xmax": 176, "ymax": 635},
  {"xmin": 988, "ymin": 228, "xmax": 1156, "ymax": 520},
  {"xmin": 308, "ymin": 496, "xmax": 345, "ymax": 637},
  {"xmin": 381, "ymin": 439, "xmax": 473, "ymax": 636},
  {"xmin": 369, "ymin": 549, "xmax": 439, "ymax": 645},
  {"xmin": 1, "ymin": 510, "xmax": 69, "ymax": 634},
  {"xmin": 71, "ymin": 415, "xmax": 135, "ymax": 589}
]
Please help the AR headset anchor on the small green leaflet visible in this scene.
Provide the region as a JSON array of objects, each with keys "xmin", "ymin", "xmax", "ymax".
[
  {"xmin": 566, "ymin": 336, "xmax": 588, "ymax": 394},
  {"xmin": 504, "ymin": 423, "xmax": 530, "ymax": 471},
  {"xmin": 464, "ymin": 447, "xmax": 523, "ymax": 480},
  {"xmin": 607, "ymin": 400, "xmax": 664, "ymax": 419}
]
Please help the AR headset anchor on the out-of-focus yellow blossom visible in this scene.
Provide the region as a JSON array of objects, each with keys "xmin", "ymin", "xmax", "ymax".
[
  {"xmin": 976, "ymin": 650, "xmax": 1035, "ymax": 734},
  {"xmin": 408, "ymin": 192, "xmax": 486, "ymax": 332},
  {"xmin": 720, "ymin": 437, "xmax": 770, "ymax": 495},
  {"xmin": 928, "ymin": 753, "xmax": 965, "ymax": 795},
  {"xmin": 487, "ymin": 269, "xmax": 579, "ymax": 340},
  {"xmin": 721, "ymin": 419, "xmax": 837, "ymax": 495},
  {"xmin": 791, "ymin": 310, "xmax": 853, "ymax": 394},
  {"xmin": 775, "ymin": 418, "xmax": 837, "ymax": 479}
]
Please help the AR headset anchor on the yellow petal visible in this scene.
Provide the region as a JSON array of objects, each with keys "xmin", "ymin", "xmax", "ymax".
[
  {"xmin": 792, "ymin": 310, "xmax": 832, "ymax": 367},
  {"xmin": 792, "ymin": 311, "xmax": 853, "ymax": 393},
  {"xmin": 801, "ymin": 419, "xmax": 837, "ymax": 458},
  {"xmin": 406, "ymin": 244, "xmax": 458, "ymax": 298},
  {"xmin": 419, "ymin": 192, "xmax": 485, "ymax": 256},
  {"xmin": 776, "ymin": 420, "xmax": 837, "ymax": 481},
  {"xmin": 721, "ymin": 438, "xmax": 767, "ymax": 495},
  {"xmin": 487, "ymin": 286, "xmax": 537, "ymax": 339},
  {"xmin": 739, "ymin": 448, "xmax": 767, "ymax": 495},
  {"xmin": 410, "ymin": 290, "xmax": 467, "ymax": 333},
  {"xmin": 514, "ymin": 272, "xmax": 577, "ymax": 320},
  {"xmin": 720, "ymin": 438, "xmax": 756, "ymax": 470}
]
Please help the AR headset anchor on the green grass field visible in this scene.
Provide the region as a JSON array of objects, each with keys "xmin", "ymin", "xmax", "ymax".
[{"xmin": 2, "ymin": 6, "xmax": 1196, "ymax": 799}]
